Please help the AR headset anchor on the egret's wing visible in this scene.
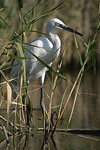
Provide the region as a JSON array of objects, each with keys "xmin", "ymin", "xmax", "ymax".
[
  {"xmin": 10, "ymin": 54, "xmax": 22, "ymax": 78},
  {"xmin": 25, "ymin": 37, "xmax": 53, "ymax": 79},
  {"xmin": 10, "ymin": 37, "xmax": 53, "ymax": 80}
]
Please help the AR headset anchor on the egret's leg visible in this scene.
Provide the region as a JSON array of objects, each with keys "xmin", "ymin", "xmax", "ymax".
[
  {"xmin": 40, "ymin": 72, "xmax": 46, "ymax": 116},
  {"xmin": 40, "ymin": 72, "xmax": 49, "ymax": 129},
  {"xmin": 40, "ymin": 86, "xmax": 44, "ymax": 115}
]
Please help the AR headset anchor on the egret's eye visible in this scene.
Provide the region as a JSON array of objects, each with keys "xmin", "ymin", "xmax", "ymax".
[{"xmin": 55, "ymin": 22, "xmax": 61, "ymax": 27}]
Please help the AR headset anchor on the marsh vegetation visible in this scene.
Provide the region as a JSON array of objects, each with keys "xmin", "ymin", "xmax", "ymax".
[{"xmin": 0, "ymin": 0, "xmax": 100, "ymax": 149}]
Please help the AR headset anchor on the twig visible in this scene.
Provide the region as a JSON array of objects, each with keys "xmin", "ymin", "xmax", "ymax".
[
  {"xmin": 0, "ymin": 115, "xmax": 25, "ymax": 129},
  {"xmin": 2, "ymin": 125, "xmax": 9, "ymax": 144},
  {"xmin": 0, "ymin": 125, "xmax": 12, "ymax": 136}
]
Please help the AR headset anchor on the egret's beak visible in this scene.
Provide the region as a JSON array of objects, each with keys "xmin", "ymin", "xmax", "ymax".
[{"xmin": 60, "ymin": 24, "xmax": 83, "ymax": 36}]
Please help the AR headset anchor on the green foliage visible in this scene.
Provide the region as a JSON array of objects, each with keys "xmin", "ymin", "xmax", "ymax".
[
  {"xmin": 0, "ymin": 0, "xmax": 64, "ymax": 72},
  {"xmin": 17, "ymin": 0, "xmax": 23, "ymax": 8},
  {"xmin": 0, "ymin": 0, "xmax": 100, "ymax": 135},
  {"xmin": 16, "ymin": 42, "xmax": 26, "ymax": 85}
]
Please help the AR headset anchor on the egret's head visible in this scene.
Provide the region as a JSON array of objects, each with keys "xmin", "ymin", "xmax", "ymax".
[{"xmin": 46, "ymin": 18, "xmax": 83, "ymax": 36}]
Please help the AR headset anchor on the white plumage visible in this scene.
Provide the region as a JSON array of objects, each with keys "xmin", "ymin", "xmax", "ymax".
[{"xmin": 10, "ymin": 18, "xmax": 83, "ymax": 114}]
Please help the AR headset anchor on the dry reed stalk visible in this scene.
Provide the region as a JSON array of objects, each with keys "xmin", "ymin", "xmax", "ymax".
[
  {"xmin": 48, "ymin": 47, "xmax": 67, "ymax": 133},
  {"xmin": 19, "ymin": 75, "xmax": 25, "ymax": 128},
  {"xmin": 2, "ymin": 125, "xmax": 9, "ymax": 144},
  {"xmin": 58, "ymin": 85, "xmax": 68, "ymax": 118},
  {"xmin": 66, "ymin": 35, "xmax": 84, "ymax": 128},
  {"xmin": 0, "ymin": 71, "xmax": 12, "ymax": 129},
  {"xmin": 52, "ymin": 56, "xmax": 89, "ymax": 134},
  {"xmin": 13, "ymin": 108, "xmax": 17, "ymax": 132},
  {"xmin": 18, "ymin": 4, "xmax": 28, "ymax": 127},
  {"xmin": 0, "ymin": 115, "xmax": 18, "ymax": 130},
  {"xmin": 67, "ymin": 76, "xmax": 82, "ymax": 128},
  {"xmin": 7, "ymin": 83, "xmax": 12, "ymax": 127}
]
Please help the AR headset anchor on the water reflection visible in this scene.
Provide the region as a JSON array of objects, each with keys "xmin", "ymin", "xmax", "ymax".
[
  {"xmin": 41, "ymin": 131, "xmax": 57, "ymax": 150},
  {"xmin": 29, "ymin": 71, "xmax": 100, "ymax": 129},
  {"xmin": 1, "ymin": 130, "xmax": 100, "ymax": 150},
  {"xmin": 0, "ymin": 71, "xmax": 100, "ymax": 149},
  {"xmin": 0, "ymin": 131, "xmax": 58, "ymax": 150}
]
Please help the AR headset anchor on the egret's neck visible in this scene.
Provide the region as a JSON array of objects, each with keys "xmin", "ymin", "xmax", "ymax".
[{"xmin": 46, "ymin": 31, "xmax": 61, "ymax": 52}]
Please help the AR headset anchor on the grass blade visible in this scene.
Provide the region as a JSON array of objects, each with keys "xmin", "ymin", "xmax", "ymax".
[
  {"xmin": 9, "ymin": 53, "xmax": 31, "ymax": 60},
  {"xmin": 74, "ymin": 34, "xmax": 83, "ymax": 66},
  {"xmin": 17, "ymin": 0, "xmax": 23, "ymax": 8},
  {"xmin": 0, "ymin": 16, "xmax": 10, "ymax": 27},
  {"xmin": 16, "ymin": 42, "xmax": 26, "ymax": 85}
]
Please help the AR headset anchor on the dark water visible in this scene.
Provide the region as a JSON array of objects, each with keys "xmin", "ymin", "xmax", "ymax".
[{"xmin": 0, "ymin": 71, "xmax": 100, "ymax": 150}]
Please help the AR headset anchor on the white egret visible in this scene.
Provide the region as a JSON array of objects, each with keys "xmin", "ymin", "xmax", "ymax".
[{"xmin": 10, "ymin": 18, "xmax": 83, "ymax": 116}]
